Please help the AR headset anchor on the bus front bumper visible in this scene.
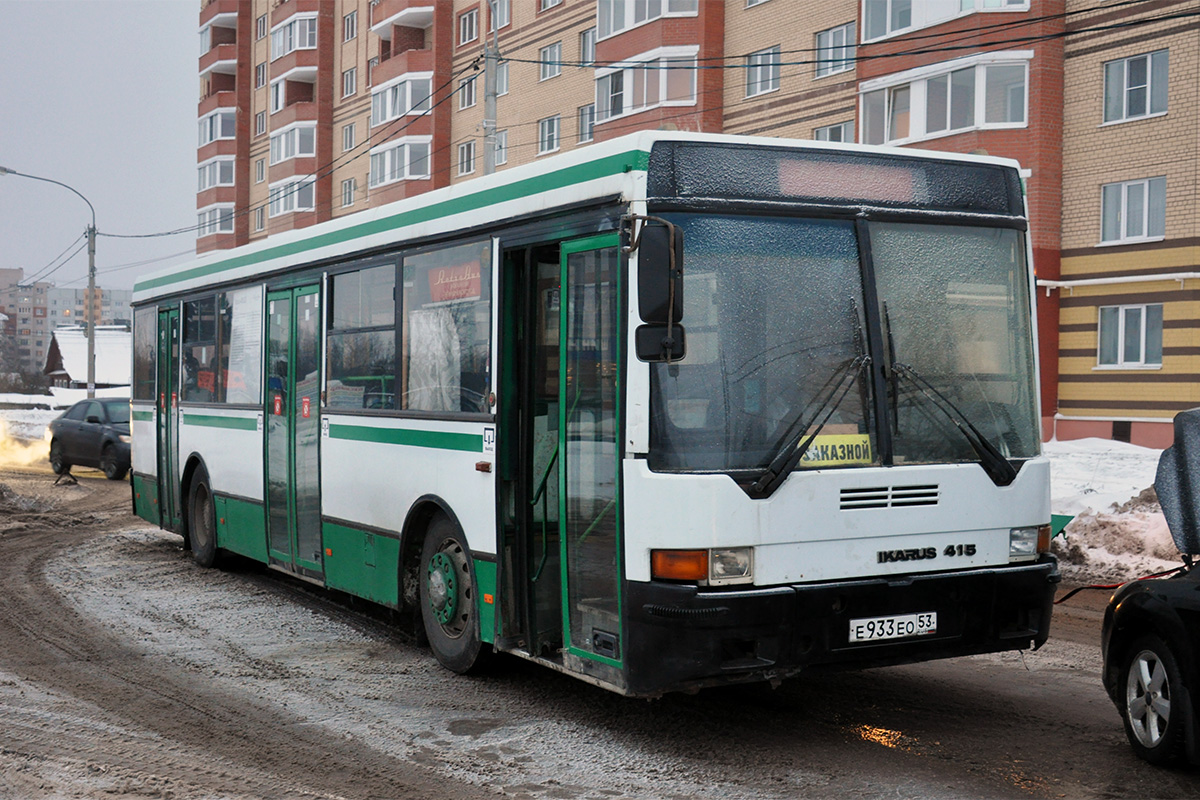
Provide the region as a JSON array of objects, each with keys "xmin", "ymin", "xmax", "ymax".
[{"xmin": 622, "ymin": 556, "xmax": 1059, "ymax": 697}]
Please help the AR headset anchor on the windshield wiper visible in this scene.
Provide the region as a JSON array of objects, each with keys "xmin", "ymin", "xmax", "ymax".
[
  {"xmin": 891, "ymin": 362, "xmax": 1018, "ymax": 486},
  {"xmin": 747, "ymin": 354, "xmax": 870, "ymax": 499}
]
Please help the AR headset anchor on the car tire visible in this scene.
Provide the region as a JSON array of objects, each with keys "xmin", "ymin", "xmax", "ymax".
[
  {"xmin": 188, "ymin": 469, "xmax": 219, "ymax": 568},
  {"xmin": 1120, "ymin": 634, "xmax": 1189, "ymax": 766},
  {"xmin": 100, "ymin": 445, "xmax": 128, "ymax": 481},
  {"xmin": 49, "ymin": 439, "xmax": 70, "ymax": 475},
  {"xmin": 418, "ymin": 514, "xmax": 489, "ymax": 674}
]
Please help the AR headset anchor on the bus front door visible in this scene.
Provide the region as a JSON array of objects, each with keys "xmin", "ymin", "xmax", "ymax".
[
  {"xmin": 264, "ymin": 286, "xmax": 324, "ymax": 579},
  {"xmin": 156, "ymin": 308, "xmax": 181, "ymax": 531}
]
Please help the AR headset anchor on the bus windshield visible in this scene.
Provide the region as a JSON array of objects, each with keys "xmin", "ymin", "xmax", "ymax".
[{"xmin": 647, "ymin": 214, "xmax": 1039, "ymax": 476}]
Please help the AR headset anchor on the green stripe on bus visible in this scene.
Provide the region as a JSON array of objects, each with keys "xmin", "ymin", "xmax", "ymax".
[
  {"xmin": 132, "ymin": 410, "xmax": 153, "ymax": 422},
  {"xmin": 327, "ymin": 423, "xmax": 483, "ymax": 452},
  {"xmin": 182, "ymin": 414, "xmax": 259, "ymax": 430},
  {"xmin": 135, "ymin": 149, "xmax": 652, "ymax": 294}
]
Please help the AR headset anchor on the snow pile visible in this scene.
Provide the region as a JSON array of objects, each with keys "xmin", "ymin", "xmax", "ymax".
[{"xmin": 1045, "ymin": 438, "xmax": 1181, "ymax": 586}]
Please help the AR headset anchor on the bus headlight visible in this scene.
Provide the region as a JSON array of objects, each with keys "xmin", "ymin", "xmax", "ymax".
[
  {"xmin": 1009, "ymin": 525, "xmax": 1051, "ymax": 561},
  {"xmin": 709, "ymin": 548, "xmax": 753, "ymax": 585},
  {"xmin": 651, "ymin": 547, "xmax": 754, "ymax": 585}
]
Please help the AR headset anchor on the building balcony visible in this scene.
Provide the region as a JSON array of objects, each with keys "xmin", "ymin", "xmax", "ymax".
[
  {"xmin": 271, "ymin": 0, "xmax": 320, "ymax": 28},
  {"xmin": 196, "ymin": 232, "xmax": 237, "ymax": 254},
  {"xmin": 370, "ymin": 0, "xmax": 434, "ymax": 37},
  {"xmin": 271, "ymin": 100, "xmax": 317, "ymax": 129},
  {"xmin": 196, "ymin": 186, "xmax": 237, "ymax": 208},
  {"xmin": 268, "ymin": 156, "xmax": 318, "ymax": 183},
  {"xmin": 370, "ymin": 47, "xmax": 433, "ymax": 87},
  {"xmin": 199, "ymin": 0, "xmax": 239, "ymax": 29},
  {"xmin": 272, "ymin": 47, "xmax": 319, "ymax": 77},
  {"xmin": 199, "ymin": 43, "xmax": 238, "ymax": 78},
  {"xmin": 197, "ymin": 139, "xmax": 238, "ymax": 163},
  {"xmin": 198, "ymin": 91, "xmax": 237, "ymax": 116}
]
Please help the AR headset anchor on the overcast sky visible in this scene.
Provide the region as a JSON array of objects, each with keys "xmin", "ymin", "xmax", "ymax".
[{"xmin": 0, "ymin": 0, "xmax": 197, "ymax": 292}]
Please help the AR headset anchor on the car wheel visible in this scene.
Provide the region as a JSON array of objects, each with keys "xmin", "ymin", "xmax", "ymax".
[
  {"xmin": 100, "ymin": 445, "xmax": 128, "ymax": 481},
  {"xmin": 188, "ymin": 469, "xmax": 219, "ymax": 568},
  {"xmin": 1120, "ymin": 634, "xmax": 1189, "ymax": 765},
  {"xmin": 49, "ymin": 440, "xmax": 70, "ymax": 475},
  {"xmin": 418, "ymin": 514, "xmax": 489, "ymax": 674}
]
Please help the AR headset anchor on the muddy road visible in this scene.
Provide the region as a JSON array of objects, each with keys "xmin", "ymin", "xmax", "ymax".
[{"xmin": 0, "ymin": 463, "xmax": 1194, "ymax": 800}]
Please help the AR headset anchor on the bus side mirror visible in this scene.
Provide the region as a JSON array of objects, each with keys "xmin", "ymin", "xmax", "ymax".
[
  {"xmin": 635, "ymin": 324, "xmax": 686, "ymax": 362},
  {"xmin": 637, "ymin": 222, "xmax": 683, "ymax": 324}
]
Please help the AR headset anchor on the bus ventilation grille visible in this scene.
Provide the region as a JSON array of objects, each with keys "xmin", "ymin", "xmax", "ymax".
[{"xmin": 840, "ymin": 485, "xmax": 940, "ymax": 510}]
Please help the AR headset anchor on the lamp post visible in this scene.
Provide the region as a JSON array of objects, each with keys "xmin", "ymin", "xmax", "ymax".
[{"xmin": 0, "ymin": 166, "xmax": 98, "ymax": 398}]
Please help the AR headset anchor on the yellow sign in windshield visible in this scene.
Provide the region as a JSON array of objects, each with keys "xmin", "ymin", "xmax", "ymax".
[{"xmin": 800, "ymin": 433, "xmax": 873, "ymax": 467}]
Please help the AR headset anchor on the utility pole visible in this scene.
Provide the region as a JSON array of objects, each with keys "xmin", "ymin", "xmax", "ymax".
[
  {"xmin": 86, "ymin": 223, "xmax": 96, "ymax": 398},
  {"xmin": 482, "ymin": 0, "xmax": 500, "ymax": 174}
]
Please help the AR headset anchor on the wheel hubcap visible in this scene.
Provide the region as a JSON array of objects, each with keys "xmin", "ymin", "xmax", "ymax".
[
  {"xmin": 1127, "ymin": 650, "xmax": 1171, "ymax": 747},
  {"xmin": 427, "ymin": 551, "xmax": 458, "ymax": 625}
]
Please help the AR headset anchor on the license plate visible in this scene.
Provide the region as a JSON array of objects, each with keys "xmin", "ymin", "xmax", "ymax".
[{"xmin": 848, "ymin": 612, "xmax": 937, "ymax": 643}]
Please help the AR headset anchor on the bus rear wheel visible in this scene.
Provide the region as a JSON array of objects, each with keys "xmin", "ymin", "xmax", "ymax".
[
  {"xmin": 419, "ymin": 514, "xmax": 488, "ymax": 674},
  {"xmin": 188, "ymin": 469, "xmax": 219, "ymax": 568}
]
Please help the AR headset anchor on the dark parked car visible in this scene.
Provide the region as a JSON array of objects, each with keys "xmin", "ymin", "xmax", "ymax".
[
  {"xmin": 1102, "ymin": 408, "xmax": 1200, "ymax": 766},
  {"xmin": 47, "ymin": 398, "xmax": 131, "ymax": 480}
]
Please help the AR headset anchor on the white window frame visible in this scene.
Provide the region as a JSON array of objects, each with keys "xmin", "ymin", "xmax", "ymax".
[
  {"xmin": 270, "ymin": 14, "xmax": 318, "ymax": 62},
  {"xmin": 578, "ymin": 104, "xmax": 596, "ymax": 143},
  {"xmin": 815, "ymin": 22, "xmax": 856, "ymax": 78},
  {"xmin": 370, "ymin": 72, "xmax": 434, "ymax": 127},
  {"xmin": 488, "ymin": 0, "xmax": 510, "ymax": 32},
  {"xmin": 459, "ymin": 9, "xmax": 478, "ymax": 45},
  {"xmin": 459, "ymin": 75, "xmax": 477, "ymax": 109},
  {"xmin": 495, "ymin": 129, "xmax": 508, "ymax": 165},
  {"xmin": 270, "ymin": 79, "xmax": 286, "ymax": 114},
  {"xmin": 268, "ymin": 177, "xmax": 316, "ymax": 218},
  {"xmin": 343, "ymin": 67, "xmax": 357, "ymax": 98},
  {"xmin": 198, "ymin": 109, "xmax": 236, "ymax": 146},
  {"xmin": 862, "ymin": 0, "xmax": 1029, "ymax": 44},
  {"xmin": 255, "ymin": 110, "xmax": 267, "ymax": 136},
  {"xmin": 368, "ymin": 136, "xmax": 433, "ymax": 188},
  {"xmin": 1103, "ymin": 49, "xmax": 1169, "ymax": 124},
  {"xmin": 256, "ymin": 14, "xmax": 267, "ymax": 40},
  {"xmin": 255, "ymin": 62, "xmax": 267, "ymax": 89},
  {"xmin": 1100, "ymin": 177, "xmax": 1166, "ymax": 245},
  {"xmin": 198, "ymin": 157, "xmax": 235, "ymax": 192},
  {"xmin": 540, "ymin": 0, "xmax": 563, "ymax": 10},
  {"xmin": 597, "ymin": 0, "xmax": 698, "ymax": 41},
  {"xmin": 343, "ymin": 122, "xmax": 356, "ymax": 153},
  {"xmin": 341, "ymin": 177, "xmax": 357, "ymax": 208},
  {"xmin": 254, "ymin": 205, "xmax": 265, "ymax": 232},
  {"xmin": 538, "ymin": 115, "xmax": 561, "ymax": 155},
  {"xmin": 255, "ymin": 158, "xmax": 265, "ymax": 183},
  {"xmin": 580, "ymin": 28, "xmax": 596, "ymax": 67},
  {"xmin": 595, "ymin": 45, "xmax": 699, "ymax": 124},
  {"xmin": 1097, "ymin": 303, "xmax": 1163, "ymax": 368},
  {"xmin": 746, "ymin": 0, "xmax": 771, "ymax": 6},
  {"xmin": 746, "ymin": 46, "xmax": 780, "ymax": 98},
  {"xmin": 269, "ymin": 122, "xmax": 317, "ymax": 166},
  {"xmin": 859, "ymin": 51, "xmax": 1030, "ymax": 145},
  {"xmin": 496, "ymin": 60, "xmax": 509, "ymax": 95},
  {"xmin": 815, "ymin": 120, "xmax": 854, "ymax": 142},
  {"xmin": 197, "ymin": 204, "xmax": 235, "ymax": 237},
  {"xmin": 344, "ymin": 10, "xmax": 357, "ymax": 42},
  {"xmin": 540, "ymin": 42, "xmax": 563, "ymax": 81},
  {"xmin": 458, "ymin": 141, "xmax": 476, "ymax": 176}
]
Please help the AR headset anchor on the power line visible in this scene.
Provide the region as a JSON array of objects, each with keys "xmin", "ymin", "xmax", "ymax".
[{"xmin": 22, "ymin": 231, "xmax": 86, "ymax": 284}]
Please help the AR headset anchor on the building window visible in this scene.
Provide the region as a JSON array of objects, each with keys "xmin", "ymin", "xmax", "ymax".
[
  {"xmin": 495, "ymin": 129, "xmax": 508, "ymax": 165},
  {"xmin": 371, "ymin": 74, "xmax": 434, "ymax": 126},
  {"xmin": 256, "ymin": 14, "xmax": 267, "ymax": 40},
  {"xmin": 815, "ymin": 121, "xmax": 854, "ymax": 142},
  {"xmin": 270, "ymin": 124, "xmax": 316, "ymax": 165},
  {"xmin": 598, "ymin": 0, "xmax": 697, "ymax": 39},
  {"xmin": 341, "ymin": 178, "xmax": 357, "ymax": 208},
  {"xmin": 268, "ymin": 178, "xmax": 316, "ymax": 217},
  {"xmin": 540, "ymin": 43, "xmax": 562, "ymax": 81},
  {"xmin": 459, "ymin": 9, "xmax": 478, "ymax": 45},
  {"xmin": 270, "ymin": 15, "xmax": 318, "ymax": 61},
  {"xmin": 488, "ymin": 0, "xmax": 510, "ymax": 31},
  {"xmin": 578, "ymin": 104, "xmax": 595, "ymax": 143},
  {"xmin": 580, "ymin": 28, "xmax": 596, "ymax": 67},
  {"xmin": 746, "ymin": 0, "xmax": 770, "ymax": 6},
  {"xmin": 198, "ymin": 158, "xmax": 235, "ymax": 192},
  {"xmin": 344, "ymin": 10, "xmax": 357, "ymax": 42},
  {"xmin": 198, "ymin": 109, "xmax": 236, "ymax": 145},
  {"xmin": 254, "ymin": 206, "xmax": 265, "ymax": 232},
  {"xmin": 1101, "ymin": 177, "xmax": 1166, "ymax": 244},
  {"xmin": 541, "ymin": 0, "xmax": 563, "ymax": 9},
  {"xmin": 343, "ymin": 67, "xmax": 357, "ymax": 98},
  {"xmin": 368, "ymin": 137, "xmax": 432, "ymax": 187},
  {"xmin": 596, "ymin": 46, "xmax": 698, "ymax": 122},
  {"xmin": 864, "ymin": 0, "xmax": 1028, "ymax": 42},
  {"xmin": 1104, "ymin": 50, "xmax": 1168, "ymax": 124},
  {"xmin": 270, "ymin": 80, "xmax": 286, "ymax": 113},
  {"xmin": 255, "ymin": 62, "xmax": 267, "ymax": 89},
  {"xmin": 497, "ymin": 60, "xmax": 509, "ymax": 95},
  {"xmin": 343, "ymin": 122, "xmax": 356, "ymax": 152},
  {"xmin": 538, "ymin": 115, "xmax": 560, "ymax": 154},
  {"xmin": 1099, "ymin": 304, "xmax": 1163, "ymax": 367},
  {"xmin": 746, "ymin": 46, "xmax": 780, "ymax": 97},
  {"xmin": 197, "ymin": 205, "xmax": 234, "ymax": 237},
  {"xmin": 861, "ymin": 55, "xmax": 1027, "ymax": 145},
  {"xmin": 459, "ymin": 75, "xmax": 477, "ymax": 109},
  {"xmin": 255, "ymin": 110, "xmax": 267, "ymax": 136},
  {"xmin": 458, "ymin": 141, "xmax": 476, "ymax": 176},
  {"xmin": 256, "ymin": 158, "xmax": 265, "ymax": 183},
  {"xmin": 815, "ymin": 22, "xmax": 855, "ymax": 78}
]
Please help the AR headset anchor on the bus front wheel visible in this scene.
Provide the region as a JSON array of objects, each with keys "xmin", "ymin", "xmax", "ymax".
[
  {"xmin": 418, "ymin": 514, "xmax": 488, "ymax": 674},
  {"xmin": 188, "ymin": 469, "xmax": 219, "ymax": 568}
]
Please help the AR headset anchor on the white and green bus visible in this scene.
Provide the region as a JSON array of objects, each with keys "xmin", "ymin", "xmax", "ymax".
[{"xmin": 129, "ymin": 131, "xmax": 1058, "ymax": 696}]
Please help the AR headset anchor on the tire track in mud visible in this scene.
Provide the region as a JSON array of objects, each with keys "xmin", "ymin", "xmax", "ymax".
[{"xmin": 0, "ymin": 469, "xmax": 493, "ymax": 800}]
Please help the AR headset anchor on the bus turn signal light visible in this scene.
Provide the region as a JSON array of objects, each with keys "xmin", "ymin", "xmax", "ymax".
[{"xmin": 651, "ymin": 549, "xmax": 708, "ymax": 581}]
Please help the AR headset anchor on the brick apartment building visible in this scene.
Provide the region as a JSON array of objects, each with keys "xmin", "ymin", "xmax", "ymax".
[{"xmin": 196, "ymin": 0, "xmax": 1194, "ymax": 447}]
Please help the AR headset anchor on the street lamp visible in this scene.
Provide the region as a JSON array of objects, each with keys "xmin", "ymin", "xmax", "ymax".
[{"xmin": 0, "ymin": 166, "xmax": 98, "ymax": 398}]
